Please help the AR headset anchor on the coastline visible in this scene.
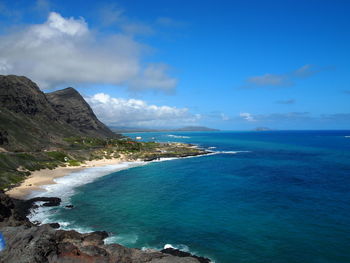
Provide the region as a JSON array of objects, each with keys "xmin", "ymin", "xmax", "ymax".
[
  {"xmin": 6, "ymin": 156, "xmax": 131, "ymax": 200},
  {"xmin": 3, "ymin": 151, "xmax": 213, "ymax": 262},
  {"xmin": 5, "ymin": 145, "xmax": 210, "ymax": 200}
]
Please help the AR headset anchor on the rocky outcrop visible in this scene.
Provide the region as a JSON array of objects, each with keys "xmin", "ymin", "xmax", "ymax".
[
  {"xmin": 0, "ymin": 75, "xmax": 116, "ymax": 151},
  {"xmin": 161, "ymin": 248, "xmax": 210, "ymax": 263},
  {"xmin": 0, "ymin": 190, "xmax": 30, "ymax": 227},
  {"xmin": 0, "ymin": 191, "xmax": 207, "ymax": 263},
  {"xmin": 1, "ymin": 224, "xmax": 202, "ymax": 263}
]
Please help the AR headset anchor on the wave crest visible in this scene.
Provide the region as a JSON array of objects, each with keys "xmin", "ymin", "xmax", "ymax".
[{"xmin": 166, "ymin": 134, "xmax": 191, "ymax": 139}]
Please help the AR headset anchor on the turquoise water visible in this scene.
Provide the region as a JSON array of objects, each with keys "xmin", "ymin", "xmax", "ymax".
[{"xmin": 42, "ymin": 131, "xmax": 350, "ymax": 263}]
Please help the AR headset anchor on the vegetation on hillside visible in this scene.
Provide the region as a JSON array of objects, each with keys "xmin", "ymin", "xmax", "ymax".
[{"xmin": 0, "ymin": 136, "xmax": 206, "ymax": 190}]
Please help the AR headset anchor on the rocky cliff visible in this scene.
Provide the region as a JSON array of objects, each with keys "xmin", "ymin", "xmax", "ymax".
[
  {"xmin": 46, "ymin": 87, "xmax": 114, "ymax": 138},
  {"xmin": 0, "ymin": 191, "xmax": 210, "ymax": 263},
  {"xmin": 0, "ymin": 75, "xmax": 116, "ymax": 151}
]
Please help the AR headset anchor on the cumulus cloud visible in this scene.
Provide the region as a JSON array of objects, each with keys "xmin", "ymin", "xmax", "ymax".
[
  {"xmin": 0, "ymin": 12, "xmax": 177, "ymax": 91},
  {"xmin": 244, "ymin": 64, "xmax": 321, "ymax": 88},
  {"xmin": 86, "ymin": 93, "xmax": 200, "ymax": 127},
  {"xmin": 240, "ymin": 112, "xmax": 256, "ymax": 122}
]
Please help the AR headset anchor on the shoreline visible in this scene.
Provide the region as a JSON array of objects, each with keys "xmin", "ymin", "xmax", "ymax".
[
  {"xmin": 6, "ymin": 156, "xmax": 131, "ymax": 200},
  {"xmin": 6, "ymin": 148, "xmax": 211, "ymax": 200},
  {"xmin": 3, "ymin": 151, "xmax": 213, "ymax": 263}
]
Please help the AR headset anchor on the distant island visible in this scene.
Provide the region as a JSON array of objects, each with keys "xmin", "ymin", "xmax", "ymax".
[{"xmin": 111, "ymin": 126, "xmax": 219, "ymax": 133}]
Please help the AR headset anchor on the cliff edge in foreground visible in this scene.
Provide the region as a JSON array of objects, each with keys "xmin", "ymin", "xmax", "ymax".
[{"xmin": 0, "ymin": 191, "xmax": 210, "ymax": 263}]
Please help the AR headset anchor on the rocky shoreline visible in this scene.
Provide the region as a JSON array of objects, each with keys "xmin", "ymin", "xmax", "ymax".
[{"xmin": 0, "ymin": 190, "xmax": 211, "ymax": 263}]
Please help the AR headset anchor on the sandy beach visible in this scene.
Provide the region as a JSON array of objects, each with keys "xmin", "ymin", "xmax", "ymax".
[{"xmin": 6, "ymin": 157, "xmax": 129, "ymax": 200}]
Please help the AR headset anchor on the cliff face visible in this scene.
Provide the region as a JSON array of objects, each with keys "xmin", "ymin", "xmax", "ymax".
[
  {"xmin": 0, "ymin": 75, "xmax": 58, "ymax": 117},
  {"xmin": 0, "ymin": 75, "xmax": 116, "ymax": 151},
  {"xmin": 46, "ymin": 88, "xmax": 114, "ymax": 138}
]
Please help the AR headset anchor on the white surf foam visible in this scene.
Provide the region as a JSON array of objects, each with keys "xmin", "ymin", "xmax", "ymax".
[
  {"xmin": 213, "ymin": 150, "xmax": 251, "ymax": 154},
  {"xmin": 27, "ymin": 161, "xmax": 146, "ymax": 226},
  {"xmin": 27, "ymin": 154, "xmax": 211, "ymax": 227},
  {"xmin": 29, "ymin": 161, "xmax": 145, "ymax": 201},
  {"xmin": 163, "ymin": 243, "xmax": 190, "ymax": 252},
  {"xmin": 166, "ymin": 134, "xmax": 191, "ymax": 139},
  {"xmin": 105, "ymin": 233, "xmax": 139, "ymax": 245}
]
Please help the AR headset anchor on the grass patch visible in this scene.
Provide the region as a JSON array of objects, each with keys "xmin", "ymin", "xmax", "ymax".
[
  {"xmin": 47, "ymin": 151, "xmax": 68, "ymax": 162},
  {"xmin": 68, "ymin": 160, "xmax": 81, "ymax": 166}
]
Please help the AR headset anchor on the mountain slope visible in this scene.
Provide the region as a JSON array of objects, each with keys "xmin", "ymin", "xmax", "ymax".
[
  {"xmin": 46, "ymin": 87, "xmax": 114, "ymax": 138},
  {"xmin": 0, "ymin": 75, "xmax": 116, "ymax": 151}
]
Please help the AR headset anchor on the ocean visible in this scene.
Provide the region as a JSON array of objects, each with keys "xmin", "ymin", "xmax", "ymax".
[{"xmin": 30, "ymin": 131, "xmax": 350, "ymax": 263}]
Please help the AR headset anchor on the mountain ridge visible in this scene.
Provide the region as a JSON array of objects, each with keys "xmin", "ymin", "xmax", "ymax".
[{"xmin": 0, "ymin": 75, "xmax": 116, "ymax": 152}]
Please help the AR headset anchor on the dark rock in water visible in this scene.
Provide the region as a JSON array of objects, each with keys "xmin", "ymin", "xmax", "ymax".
[
  {"xmin": 161, "ymin": 248, "xmax": 211, "ymax": 263},
  {"xmin": 30, "ymin": 197, "xmax": 61, "ymax": 207},
  {"xmin": 65, "ymin": 205, "xmax": 74, "ymax": 209},
  {"xmin": 49, "ymin": 222, "xmax": 60, "ymax": 229},
  {"xmin": 144, "ymin": 156, "xmax": 160, "ymax": 162},
  {"xmin": 8, "ymin": 196, "xmax": 62, "ymax": 224}
]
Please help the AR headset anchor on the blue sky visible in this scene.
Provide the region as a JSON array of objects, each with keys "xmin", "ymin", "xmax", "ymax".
[{"xmin": 0, "ymin": 0, "xmax": 349, "ymax": 129}]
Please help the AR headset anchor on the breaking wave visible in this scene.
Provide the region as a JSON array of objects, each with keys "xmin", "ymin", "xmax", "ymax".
[{"xmin": 166, "ymin": 134, "xmax": 191, "ymax": 139}]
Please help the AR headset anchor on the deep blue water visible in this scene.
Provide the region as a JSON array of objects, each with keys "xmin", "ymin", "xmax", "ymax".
[{"xmin": 45, "ymin": 131, "xmax": 350, "ymax": 263}]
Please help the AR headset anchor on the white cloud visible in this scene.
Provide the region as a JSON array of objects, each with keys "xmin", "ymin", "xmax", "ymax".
[
  {"xmin": 239, "ymin": 112, "xmax": 256, "ymax": 122},
  {"xmin": 0, "ymin": 12, "xmax": 176, "ymax": 91},
  {"xmin": 86, "ymin": 93, "xmax": 200, "ymax": 127}
]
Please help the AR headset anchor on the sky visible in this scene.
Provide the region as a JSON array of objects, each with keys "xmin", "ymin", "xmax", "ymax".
[{"xmin": 0, "ymin": 0, "xmax": 349, "ymax": 130}]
